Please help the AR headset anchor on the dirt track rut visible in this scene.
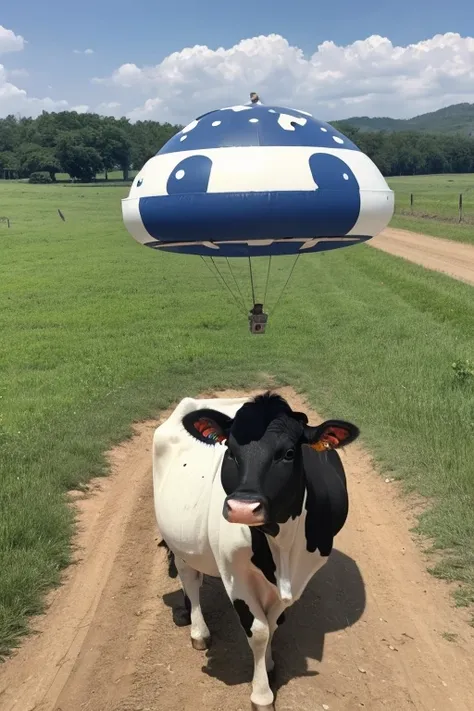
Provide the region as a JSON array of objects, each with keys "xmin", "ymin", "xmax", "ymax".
[
  {"xmin": 371, "ymin": 227, "xmax": 474, "ymax": 286},
  {"xmin": 0, "ymin": 388, "xmax": 473, "ymax": 711}
]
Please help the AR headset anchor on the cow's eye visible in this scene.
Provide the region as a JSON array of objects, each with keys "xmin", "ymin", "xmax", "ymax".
[{"xmin": 284, "ymin": 448, "xmax": 295, "ymax": 461}]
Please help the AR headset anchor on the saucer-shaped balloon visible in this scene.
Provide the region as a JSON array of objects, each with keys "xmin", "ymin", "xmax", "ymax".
[{"xmin": 122, "ymin": 103, "xmax": 394, "ymax": 257}]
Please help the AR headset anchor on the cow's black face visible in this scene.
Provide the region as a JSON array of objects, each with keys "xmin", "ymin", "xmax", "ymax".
[
  {"xmin": 181, "ymin": 392, "xmax": 359, "ymax": 529},
  {"xmin": 222, "ymin": 414, "xmax": 306, "ymax": 527}
]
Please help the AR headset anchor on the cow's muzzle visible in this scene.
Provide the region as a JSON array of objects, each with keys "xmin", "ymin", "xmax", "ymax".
[{"xmin": 223, "ymin": 495, "xmax": 268, "ymax": 526}]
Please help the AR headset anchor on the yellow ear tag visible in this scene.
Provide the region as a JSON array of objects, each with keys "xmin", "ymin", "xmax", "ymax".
[{"xmin": 311, "ymin": 441, "xmax": 332, "ymax": 452}]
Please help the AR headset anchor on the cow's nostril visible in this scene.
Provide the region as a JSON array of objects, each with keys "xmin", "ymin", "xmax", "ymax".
[
  {"xmin": 223, "ymin": 498, "xmax": 267, "ymax": 525},
  {"xmin": 227, "ymin": 499, "xmax": 262, "ymax": 512}
]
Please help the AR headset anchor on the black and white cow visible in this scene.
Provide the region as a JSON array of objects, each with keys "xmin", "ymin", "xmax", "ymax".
[{"xmin": 153, "ymin": 392, "xmax": 359, "ymax": 710}]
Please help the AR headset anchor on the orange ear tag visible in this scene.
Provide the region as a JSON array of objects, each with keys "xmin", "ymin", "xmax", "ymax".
[
  {"xmin": 311, "ymin": 433, "xmax": 340, "ymax": 452},
  {"xmin": 311, "ymin": 441, "xmax": 328, "ymax": 452}
]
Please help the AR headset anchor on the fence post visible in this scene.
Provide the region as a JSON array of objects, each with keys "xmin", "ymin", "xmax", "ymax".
[
  {"xmin": 459, "ymin": 194, "xmax": 463, "ymax": 223},
  {"xmin": 410, "ymin": 193, "xmax": 414, "ymax": 213}
]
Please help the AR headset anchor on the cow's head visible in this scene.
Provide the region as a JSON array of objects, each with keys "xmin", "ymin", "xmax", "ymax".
[{"xmin": 182, "ymin": 393, "xmax": 359, "ymax": 529}]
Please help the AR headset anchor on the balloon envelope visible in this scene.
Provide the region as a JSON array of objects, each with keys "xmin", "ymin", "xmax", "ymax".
[{"xmin": 122, "ymin": 103, "xmax": 394, "ymax": 257}]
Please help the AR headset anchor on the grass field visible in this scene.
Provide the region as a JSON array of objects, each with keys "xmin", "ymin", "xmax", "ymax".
[
  {"xmin": 1, "ymin": 179, "xmax": 474, "ymax": 658},
  {"xmin": 387, "ymin": 174, "xmax": 474, "ymax": 245},
  {"xmin": 41, "ymin": 170, "xmax": 474, "ymax": 244},
  {"xmin": 40, "ymin": 170, "xmax": 474, "ymax": 244}
]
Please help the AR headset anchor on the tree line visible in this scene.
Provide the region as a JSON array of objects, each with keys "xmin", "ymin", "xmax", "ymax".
[
  {"xmin": 0, "ymin": 111, "xmax": 180, "ymax": 182},
  {"xmin": 1, "ymin": 110, "xmax": 474, "ymax": 182},
  {"xmin": 333, "ymin": 122, "xmax": 474, "ymax": 176}
]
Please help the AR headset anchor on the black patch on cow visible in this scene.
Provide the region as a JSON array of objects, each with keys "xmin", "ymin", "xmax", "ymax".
[
  {"xmin": 304, "ymin": 482, "xmax": 333, "ymax": 556},
  {"xmin": 259, "ymin": 522, "xmax": 280, "ymax": 537},
  {"xmin": 233, "ymin": 599, "xmax": 254, "ymax": 637},
  {"xmin": 250, "ymin": 528, "xmax": 276, "ymax": 585},
  {"xmin": 158, "ymin": 539, "xmax": 178, "ymax": 578},
  {"xmin": 284, "ymin": 460, "xmax": 306, "ymax": 522},
  {"xmin": 302, "ymin": 446, "xmax": 349, "ymax": 556},
  {"xmin": 277, "ymin": 612, "xmax": 286, "ymax": 626},
  {"xmin": 172, "ymin": 591, "xmax": 192, "ymax": 627}
]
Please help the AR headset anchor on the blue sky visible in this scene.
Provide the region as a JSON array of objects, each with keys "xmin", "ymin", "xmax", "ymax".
[{"xmin": 1, "ymin": 1, "xmax": 473, "ymax": 121}]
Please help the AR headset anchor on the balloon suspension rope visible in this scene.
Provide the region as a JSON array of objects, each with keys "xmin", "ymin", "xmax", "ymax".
[
  {"xmin": 248, "ymin": 257, "xmax": 257, "ymax": 307},
  {"xmin": 226, "ymin": 258, "xmax": 247, "ymax": 311},
  {"xmin": 200, "ymin": 256, "xmax": 247, "ymax": 315},
  {"xmin": 263, "ymin": 256, "xmax": 272, "ymax": 307},
  {"xmin": 201, "ymin": 251, "xmax": 301, "ymax": 322},
  {"xmin": 269, "ymin": 254, "xmax": 301, "ymax": 316}
]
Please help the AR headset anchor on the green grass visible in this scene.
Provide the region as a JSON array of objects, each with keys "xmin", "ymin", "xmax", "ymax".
[
  {"xmin": 388, "ymin": 173, "xmax": 474, "ymax": 220},
  {"xmin": 1, "ymin": 180, "xmax": 474, "ymax": 657},
  {"xmin": 388, "ymin": 174, "xmax": 474, "ymax": 244},
  {"xmin": 389, "ymin": 214, "xmax": 474, "ymax": 245}
]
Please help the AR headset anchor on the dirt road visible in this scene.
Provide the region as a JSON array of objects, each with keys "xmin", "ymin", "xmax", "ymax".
[
  {"xmin": 1, "ymin": 387, "xmax": 473, "ymax": 711},
  {"xmin": 370, "ymin": 227, "xmax": 474, "ymax": 286}
]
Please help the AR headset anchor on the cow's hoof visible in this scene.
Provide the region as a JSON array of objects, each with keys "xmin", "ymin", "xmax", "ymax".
[
  {"xmin": 251, "ymin": 704, "xmax": 274, "ymax": 711},
  {"xmin": 172, "ymin": 608, "xmax": 191, "ymax": 627},
  {"xmin": 191, "ymin": 635, "xmax": 211, "ymax": 651}
]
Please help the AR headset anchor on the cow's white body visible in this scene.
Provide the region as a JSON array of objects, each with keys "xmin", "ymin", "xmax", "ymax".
[{"xmin": 153, "ymin": 396, "xmax": 329, "ymax": 709}]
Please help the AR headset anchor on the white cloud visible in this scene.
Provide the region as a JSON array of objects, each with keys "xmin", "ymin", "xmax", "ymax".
[
  {"xmin": 94, "ymin": 32, "xmax": 474, "ymax": 123},
  {"xmin": 70, "ymin": 104, "xmax": 89, "ymax": 113},
  {"xmin": 95, "ymin": 101, "xmax": 121, "ymax": 115},
  {"xmin": 0, "ymin": 63, "xmax": 68, "ymax": 117},
  {"xmin": 0, "ymin": 25, "xmax": 25, "ymax": 54},
  {"xmin": 2, "ymin": 28, "xmax": 474, "ymax": 122},
  {"xmin": 0, "ymin": 25, "xmax": 70, "ymax": 117},
  {"xmin": 7, "ymin": 68, "xmax": 29, "ymax": 80}
]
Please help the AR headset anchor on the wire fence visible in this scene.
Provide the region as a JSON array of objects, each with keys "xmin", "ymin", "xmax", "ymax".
[{"xmin": 394, "ymin": 191, "xmax": 474, "ymax": 224}]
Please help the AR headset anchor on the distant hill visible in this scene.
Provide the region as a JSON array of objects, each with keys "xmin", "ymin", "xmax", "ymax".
[{"xmin": 335, "ymin": 103, "xmax": 474, "ymax": 135}]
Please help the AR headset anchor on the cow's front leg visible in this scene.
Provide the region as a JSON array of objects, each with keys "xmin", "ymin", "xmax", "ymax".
[
  {"xmin": 233, "ymin": 599, "xmax": 274, "ymax": 710},
  {"xmin": 265, "ymin": 604, "xmax": 286, "ymax": 675},
  {"xmin": 174, "ymin": 558, "xmax": 211, "ymax": 650}
]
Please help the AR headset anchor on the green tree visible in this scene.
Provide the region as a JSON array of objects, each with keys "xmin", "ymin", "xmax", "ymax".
[
  {"xmin": 0, "ymin": 116, "xmax": 19, "ymax": 153},
  {"xmin": 96, "ymin": 123, "xmax": 131, "ymax": 180},
  {"xmin": 0, "ymin": 151, "xmax": 19, "ymax": 179},
  {"xmin": 20, "ymin": 147, "xmax": 62, "ymax": 181},
  {"xmin": 56, "ymin": 134, "xmax": 103, "ymax": 182}
]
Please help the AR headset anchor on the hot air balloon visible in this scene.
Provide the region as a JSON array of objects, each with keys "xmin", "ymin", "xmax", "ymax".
[{"xmin": 122, "ymin": 94, "xmax": 394, "ymax": 332}]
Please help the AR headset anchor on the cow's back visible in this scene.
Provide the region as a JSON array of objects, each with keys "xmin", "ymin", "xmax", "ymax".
[{"xmin": 153, "ymin": 396, "xmax": 249, "ymax": 576}]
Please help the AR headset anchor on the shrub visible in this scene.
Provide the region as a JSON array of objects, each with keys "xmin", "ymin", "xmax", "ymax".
[{"xmin": 29, "ymin": 171, "xmax": 52, "ymax": 184}]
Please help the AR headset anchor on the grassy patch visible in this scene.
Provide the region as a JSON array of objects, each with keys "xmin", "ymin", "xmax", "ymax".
[
  {"xmin": 388, "ymin": 173, "xmax": 474, "ymax": 221},
  {"xmin": 388, "ymin": 174, "xmax": 474, "ymax": 245},
  {"xmin": 389, "ymin": 214, "xmax": 474, "ymax": 245},
  {"xmin": 1, "ymin": 180, "xmax": 474, "ymax": 655}
]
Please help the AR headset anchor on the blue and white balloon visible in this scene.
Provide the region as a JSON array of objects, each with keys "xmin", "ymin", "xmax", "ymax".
[{"xmin": 122, "ymin": 102, "xmax": 394, "ymax": 257}]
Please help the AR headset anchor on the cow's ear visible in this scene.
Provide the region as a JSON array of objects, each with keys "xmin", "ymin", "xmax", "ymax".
[
  {"xmin": 182, "ymin": 409, "xmax": 233, "ymax": 446},
  {"xmin": 304, "ymin": 420, "xmax": 359, "ymax": 452}
]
